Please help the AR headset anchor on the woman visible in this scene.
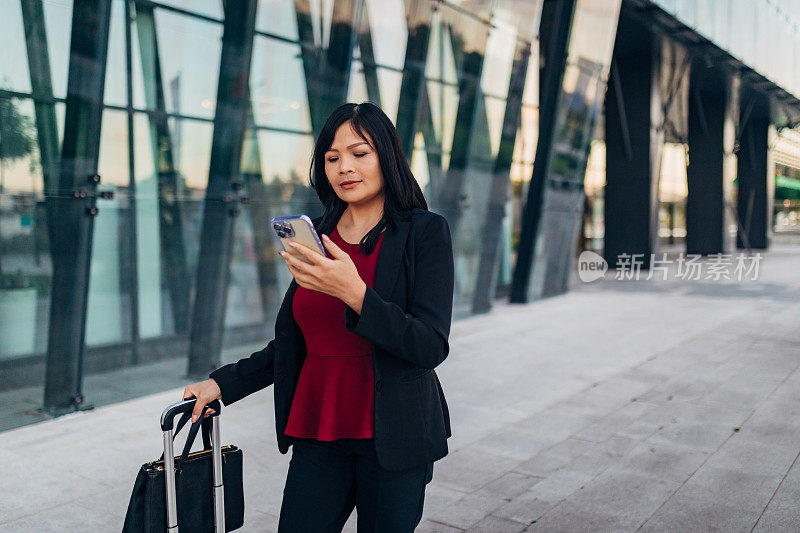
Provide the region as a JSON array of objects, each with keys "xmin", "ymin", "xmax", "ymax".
[{"xmin": 183, "ymin": 102, "xmax": 454, "ymax": 532}]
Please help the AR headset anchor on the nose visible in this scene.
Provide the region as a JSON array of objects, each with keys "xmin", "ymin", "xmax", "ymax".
[{"xmin": 338, "ymin": 154, "xmax": 356, "ymax": 174}]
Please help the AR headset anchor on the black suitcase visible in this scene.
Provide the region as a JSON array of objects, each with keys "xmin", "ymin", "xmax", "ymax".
[{"xmin": 122, "ymin": 398, "xmax": 244, "ymax": 532}]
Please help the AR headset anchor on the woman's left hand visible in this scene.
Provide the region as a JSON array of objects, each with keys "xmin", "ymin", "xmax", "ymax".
[{"xmin": 280, "ymin": 235, "xmax": 367, "ymax": 312}]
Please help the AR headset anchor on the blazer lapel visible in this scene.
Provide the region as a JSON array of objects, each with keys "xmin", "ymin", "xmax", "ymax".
[{"xmin": 373, "ymin": 214, "xmax": 411, "ymax": 301}]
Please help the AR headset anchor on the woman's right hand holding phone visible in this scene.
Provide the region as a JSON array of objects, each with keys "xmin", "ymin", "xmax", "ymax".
[{"xmin": 183, "ymin": 379, "xmax": 222, "ymax": 422}]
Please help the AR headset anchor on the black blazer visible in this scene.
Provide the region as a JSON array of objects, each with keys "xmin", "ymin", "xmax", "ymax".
[{"xmin": 209, "ymin": 207, "xmax": 454, "ymax": 471}]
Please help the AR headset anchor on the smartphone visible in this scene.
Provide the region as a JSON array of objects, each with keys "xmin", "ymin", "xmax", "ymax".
[{"xmin": 271, "ymin": 215, "xmax": 327, "ymax": 264}]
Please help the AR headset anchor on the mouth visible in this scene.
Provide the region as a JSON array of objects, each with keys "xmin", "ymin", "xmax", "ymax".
[{"xmin": 340, "ymin": 180, "xmax": 361, "ymax": 188}]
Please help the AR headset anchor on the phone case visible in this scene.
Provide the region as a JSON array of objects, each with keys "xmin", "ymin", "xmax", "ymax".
[{"xmin": 270, "ymin": 215, "xmax": 327, "ymax": 264}]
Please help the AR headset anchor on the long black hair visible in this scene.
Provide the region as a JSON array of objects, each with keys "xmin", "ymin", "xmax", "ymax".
[{"xmin": 309, "ymin": 102, "xmax": 428, "ymax": 255}]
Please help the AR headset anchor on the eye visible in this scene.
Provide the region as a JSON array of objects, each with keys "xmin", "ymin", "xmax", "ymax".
[
  {"xmin": 354, "ymin": 153, "xmax": 367, "ymax": 157},
  {"xmin": 327, "ymin": 157, "xmax": 338, "ymax": 163}
]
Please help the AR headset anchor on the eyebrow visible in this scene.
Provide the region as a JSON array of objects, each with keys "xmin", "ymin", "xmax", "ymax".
[{"xmin": 326, "ymin": 141, "xmax": 369, "ymax": 153}]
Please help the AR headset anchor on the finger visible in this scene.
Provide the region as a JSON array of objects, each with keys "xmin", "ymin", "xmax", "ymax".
[
  {"xmin": 283, "ymin": 250, "xmax": 309, "ymax": 274},
  {"xmin": 288, "ymin": 241, "xmax": 322, "ymax": 265},
  {"xmin": 192, "ymin": 399, "xmax": 206, "ymax": 423},
  {"xmin": 320, "ymin": 234, "xmax": 345, "ymax": 259}
]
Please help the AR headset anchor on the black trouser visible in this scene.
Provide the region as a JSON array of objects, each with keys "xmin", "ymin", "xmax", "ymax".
[{"xmin": 277, "ymin": 437, "xmax": 433, "ymax": 532}]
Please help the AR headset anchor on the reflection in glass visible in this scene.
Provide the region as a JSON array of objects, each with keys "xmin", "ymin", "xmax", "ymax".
[
  {"xmin": 364, "ymin": 0, "xmax": 407, "ymax": 69},
  {"xmin": 144, "ymin": 9, "xmax": 222, "ymax": 119},
  {"xmin": 86, "ymin": 110, "xmax": 128, "ymax": 346},
  {"xmin": 0, "ymin": 97, "xmax": 50, "ymax": 359},
  {"xmin": 133, "ymin": 112, "xmax": 163, "ymax": 338},
  {"xmin": 41, "ymin": 0, "xmax": 74, "ymax": 100},
  {"xmin": 225, "ymin": 208, "xmax": 265, "ymax": 328},
  {"xmin": 0, "ymin": 2, "xmax": 32, "ymax": 94},
  {"xmin": 256, "ymin": 0, "xmax": 299, "ymax": 40},
  {"xmin": 250, "ymin": 37, "xmax": 312, "ymax": 132},
  {"xmin": 156, "ymin": 0, "xmax": 223, "ymax": 21},
  {"xmin": 104, "ymin": 0, "xmax": 128, "ymax": 107}
]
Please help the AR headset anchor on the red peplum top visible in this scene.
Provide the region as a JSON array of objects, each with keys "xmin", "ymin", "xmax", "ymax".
[{"xmin": 283, "ymin": 224, "xmax": 384, "ymax": 441}]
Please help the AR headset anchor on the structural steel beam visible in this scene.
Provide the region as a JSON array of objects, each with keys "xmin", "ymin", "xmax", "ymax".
[
  {"xmin": 509, "ymin": 0, "xmax": 576, "ymax": 303},
  {"xmin": 43, "ymin": 0, "xmax": 112, "ymax": 414},
  {"xmin": 187, "ymin": 0, "xmax": 257, "ymax": 378}
]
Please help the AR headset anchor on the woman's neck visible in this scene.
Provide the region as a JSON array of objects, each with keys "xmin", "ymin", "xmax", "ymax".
[{"xmin": 340, "ymin": 202, "xmax": 384, "ymax": 233}]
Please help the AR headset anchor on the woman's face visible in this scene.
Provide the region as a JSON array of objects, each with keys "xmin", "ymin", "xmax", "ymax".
[{"xmin": 324, "ymin": 121, "xmax": 385, "ymax": 208}]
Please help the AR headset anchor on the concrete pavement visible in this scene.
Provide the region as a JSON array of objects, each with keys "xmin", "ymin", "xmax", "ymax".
[{"xmin": 1, "ymin": 239, "xmax": 799, "ymax": 532}]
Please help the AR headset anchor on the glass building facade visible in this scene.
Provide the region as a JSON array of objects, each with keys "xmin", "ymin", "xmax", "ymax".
[{"xmin": 1, "ymin": 0, "xmax": 798, "ymax": 427}]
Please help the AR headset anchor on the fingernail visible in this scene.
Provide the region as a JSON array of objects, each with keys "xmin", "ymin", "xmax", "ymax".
[
  {"xmin": 192, "ymin": 416, "xmax": 197, "ymax": 422},
  {"xmin": 288, "ymin": 242, "xmax": 296, "ymax": 247},
  {"xmin": 322, "ymin": 234, "xmax": 329, "ymax": 240}
]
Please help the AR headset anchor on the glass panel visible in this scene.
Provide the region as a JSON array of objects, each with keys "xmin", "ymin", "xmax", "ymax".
[
  {"xmin": 256, "ymin": 0, "xmax": 299, "ymax": 40},
  {"xmin": 86, "ymin": 110, "xmax": 129, "ymax": 346},
  {"xmin": 42, "ymin": 0, "xmax": 74, "ymax": 99},
  {"xmin": 170, "ymin": 117, "xmax": 214, "ymax": 191},
  {"xmin": 425, "ymin": 2, "xmax": 493, "ymax": 315},
  {"xmin": 155, "ymin": 0, "xmax": 223, "ymax": 20},
  {"xmin": 481, "ymin": 20, "xmax": 516, "ymax": 99},
  {"xmin": 567, "ymin": 0, "xmax": 622, "ymax": 70},
  {"xmin": 583, "ymin": 139, "xmax": 605, "ymax": 250},
  {"xmin": 132, "ymin": 112, "xmax": 163, "ymax": 339},
  {"xmin": 347, "ymin": 56, "xmax": 369, "ymax": 104},
  {"xmin": 492, "ymin": 0, "xmax": 543, "ymax": 42},
  {"xmin": 0, "ymin": 2, "xmax": 31, "ymax": 93},
  {"xmin": 224, "ymin": 211, "xmax": 265, "ymax": 328},
  {"xmin": 425, "ymin": 9, "xmax": 460, "ymax": 172},
  {"xmin": 0, "ymin": 97, "xmax": 50, "ymax": 360},
  {"xmin": 410, "ymin": 131, "xmax": 431, "ymax": 193},
  {"xmin": 376, "ymin": 67, "xmax": 403, "ymax": 122},
  {"xmin": 152, "ymin": 9, "xmax": 222, "ymax": 119},
  {"xmin": 250, "ymin": 36, "xmax": 312, "ymax": 132},
  {"xmin": 364, "ymin": 0, "xmax": 407, "ymax": 70},
  {"xmin": 658, "ymin": 142, "xmax": 688, "ymax": 244},
  {"xmin": 254, "ymin": 129, "xmax": 315, "ymax": 292},
  {"xmin": 168, "ymin": 117, "xmax": 213, "ymax": 332},
  {"xmin": 256, "ymin": 130, "xmax": 314, "ymax": 188},
  {"xmin": 104, "ymin": 0, "xmax": 128, "ymax": 107}
]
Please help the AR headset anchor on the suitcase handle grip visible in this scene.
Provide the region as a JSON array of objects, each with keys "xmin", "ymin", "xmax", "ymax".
[{"xmin": 161, "ymin": 398, "xmax": 221, "ymax": 431}]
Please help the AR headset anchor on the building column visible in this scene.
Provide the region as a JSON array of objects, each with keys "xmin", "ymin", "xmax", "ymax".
[
  {"xmin": 509, "ymin": 0, "xmax": 577, "ymax": 303},
  {"xmin": 187, "ymin": 0, "xmax": 257, "ymax": 378},
  {"xmin": 395, "ymin": 2, "xmax": 433, "ymax": 158},
  {"xmin": 603, "ymin": 11, "xmax": 662, "ymax": 270},
  {"xmin": 43, "ymin": 0, "xmax": 112, "ymax": 414},
  {"xmin": 685, "ymin": 58, "xmax": 732, "ymax": 255},
  {"xmin": 433, "ymin": 21, "xmax": 488, "ymax": 244},
  {"xmin": 20, "ymin": 0, "xmax": 60, "ymax": 248},
  {"xmin": 471, "ymin": 41, "xmax": 532, "ymax": 313},
  {"xmin": 736, "ymin": 91, "xmax": 771, "ymax": 250},
  {"xmin": 295, "ymin": 0, "xmax": 359, "ymax": 134},
  {"xmin": 134, "ymin": 2, "xmax": 191, "ymax": 334}
]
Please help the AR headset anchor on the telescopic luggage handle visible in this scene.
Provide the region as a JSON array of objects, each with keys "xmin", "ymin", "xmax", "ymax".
[
  {"xmin": 161, "ymin": 398, "xmax": 226, "ymax": 533},
  {"xmin": 161, "ymin": 398, "xmax": 221, "ymax": 430}
]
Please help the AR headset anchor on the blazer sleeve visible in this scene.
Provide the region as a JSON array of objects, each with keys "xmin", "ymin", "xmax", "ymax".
[
  {"xmin": 209, "ymin": 339, "xmax": 276, "ymax": 405},
  {"xmin": 344, "ymin": 213, "xmax": 454, "ymax": 369}
]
